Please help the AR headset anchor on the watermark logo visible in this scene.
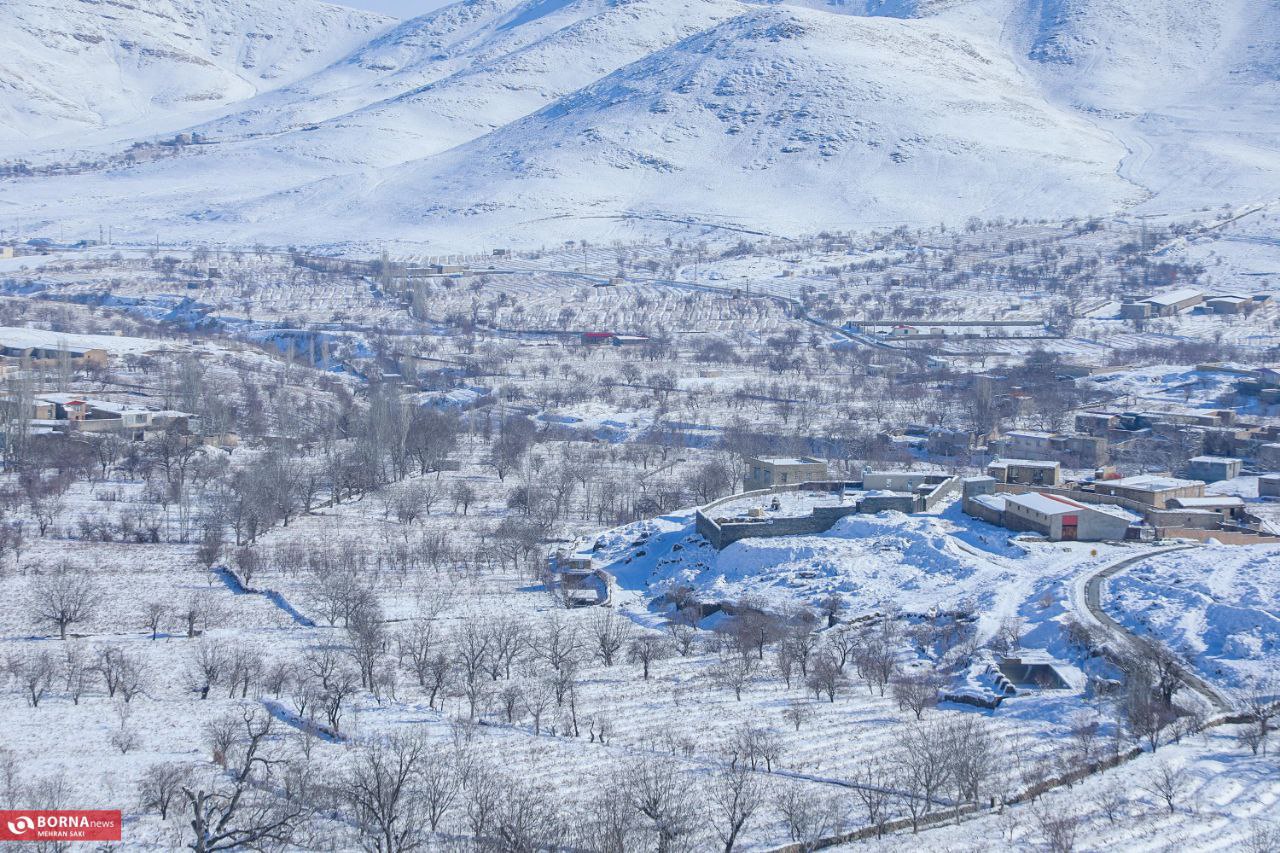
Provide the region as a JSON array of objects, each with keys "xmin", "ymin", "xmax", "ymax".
[
  {"xmin": 0, "ymin": 811, "xmax": 121, "ymax": 842},
  {"xmin": 6, "ymin": 815, "xmax": 34, "ymax": 835}
]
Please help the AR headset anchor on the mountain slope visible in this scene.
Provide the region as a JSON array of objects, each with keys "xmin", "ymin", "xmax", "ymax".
[
  {"xmin": 264, "ymin": 6, "xmax": 1136, "ymax": 243},
  {"xmin": 0, "ymin": 0, "xmax": 1275, "ymax": 249},
  {"xmin": 0, "ymin": 0, "xmax": 391, "ymax": 150}
]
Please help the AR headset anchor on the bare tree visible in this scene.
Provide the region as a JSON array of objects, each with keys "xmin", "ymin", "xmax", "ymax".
[
  {"xmin": 31, "ymin": 567, "xmax": 98, "ymax": 639},
  {"xmin": 138, "ymin": 762, "xmax": 186, "ymax": 820},
  {"xmin": 623, "ymin": 757, "xmax": 700, "ymax": 853},
  {"xmin": 1142, "ymin": 760, "xmax": 1188, "ymax": 814},
  {"xmin": 782, "ymin": 701, "xmax": 812, "ymax": 732},
  {"xmin": 591, "ymin": 610, "xmax": 633, "ymax": 667},
  {"xmin": 144, "ymin": 600, "xmax": 169, "ymax": 641},
  {"xmin": 806, "ymin": 652, "xmax": 846, "ymax": 703},
  {"xmin": 774, "ymin": 787, "xmax": 843, "ymax": 852},
  {"xmin": 342, "ymin": 733, "xmax": 430, "ymax": 852},
  {"xmin": 1034, "ymin": 800, "xmax": 1080, "ymax": 853},
  {"xmin": 181, "ymin": 709, "xmax": 304, "ymax": 852},
  {"xmin": 891, "ymin": 670, "xmax": 941, "ymax": 720},
  {"xmin": 628, "ymin": 634, "xmax": 669, "ymax": 681},
  {"xmin": 11, "ymin": 648, "xmax": 56, "ymax": 707},
  {"xmin": 708, "ymin": 765, "xmax": 765, "ymax": 853}
]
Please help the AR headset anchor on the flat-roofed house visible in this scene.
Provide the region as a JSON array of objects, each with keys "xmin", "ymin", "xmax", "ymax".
[
  {"xmin": 1092, "ymin": 474, "xmax": 1205, "ymax": 508},
  {"xmin": 1259, "ymin": 474, "xmax": 1280, "ymax": 498},
  {"xmin": 744, "ymin": 456, "xmax": 829, "ymax": 490},
  {"xmin": 1003, "ymin": 492, "xmax": 1134, "ymax": 541},
  {"xmin": 1185, "ymin": 456, "xmax": 1243, "ymax": 483},
  {"xmin": 986, "ymin": 458, "xmax": 1062, "ymax": 487}
]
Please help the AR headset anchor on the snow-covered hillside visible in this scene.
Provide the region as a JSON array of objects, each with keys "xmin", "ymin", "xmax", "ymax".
[
  {"xmin": 0, "ymin": 0, "xmax": 392, "ymax": 151},
  {"xmin": 0, "ymin": 0, "xmax": 1276, "ymax": 249}
]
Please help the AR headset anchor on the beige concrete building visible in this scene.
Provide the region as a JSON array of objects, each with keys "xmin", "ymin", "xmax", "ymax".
[
  {"xmin": 744, "ymin": 456, "xmax": 829, "ymax": 490},
  {"xmin": 986, "ymin": 458, "xmax": 1062, "ymax": 487},
  {"xmin": 1092, "ymin": 474, "xmax": 1205, "ymax": 508}
]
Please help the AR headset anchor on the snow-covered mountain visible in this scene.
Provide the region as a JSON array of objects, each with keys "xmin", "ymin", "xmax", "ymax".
[
  {"xmin": 0, "ymin": 0, "xmax": 1276, "ymax": 250},
  {"xmin": 0, "ymin": 0, "xmax": 392, "ymax": 150}
]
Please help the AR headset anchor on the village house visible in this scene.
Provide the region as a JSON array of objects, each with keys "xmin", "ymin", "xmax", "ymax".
[
  {"xmin": 1001, "ymin": 492, "xmax": 1134, "ymax": 541},
  {"xmin": 963, "ymin": 478, "xmax": 1134, "ymax": 541},
  {"xmin": 0, "ymin": 338, "xmax": 110, "ymax": 368},
  {"xmin": 986, "ymin": 458, "xmax": 1063, "ymax": 487},
  {"xmin": 30, "ymin": 393, "xmax": 192, "ymax": 438},
  {"xmin": 1184, "ymin": 455, "xmax": 1243, "ymax": 483},
  {"xmin": 994, "ymin": 430, "xmax": 1109, "ymax": 468},
  {"xmin": 744, "ymin": 456, "xmax": 829, "ymax": 490},
  {"xmin": 1204, "ymin": 294, "xmax": 1254, "ymax": 315},
  {"xmin": 1166, "ymin": 495, "xmax": 1247, "ymax": 524},
  {"xmin": 1259, "ymin": 474, "xmax": 1280, "ymax": 498},
  {"xmin": 1119, "ymin": 287, "xmax": 1205, "ymax": 319},
  {"xmin": 1091, "ymin": 474, "xmax": 1205, "ymax": 508}
]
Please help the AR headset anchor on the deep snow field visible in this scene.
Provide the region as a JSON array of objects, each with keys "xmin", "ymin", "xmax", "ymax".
[{"xmin": 1108, "ymin": 544, "xmax": 1280, "ymax": 690}]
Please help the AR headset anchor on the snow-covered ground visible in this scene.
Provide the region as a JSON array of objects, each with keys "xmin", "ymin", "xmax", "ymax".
[{"xmin": 1107, "ymin": 544, "xmax": 1280, "ymax": 689}]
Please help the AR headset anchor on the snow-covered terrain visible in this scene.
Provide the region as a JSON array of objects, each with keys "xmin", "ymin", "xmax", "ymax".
[
  {"xmin": 0, "ymin": 0, "xmax": 392, "ymax": 151},
  {"xmin": 1108, "ymin": 544, "xmax": 1280, "ymax": 688},
  {"xmin": 1, "ymin": 0, "xmax": 1277, "ymax": 250}
]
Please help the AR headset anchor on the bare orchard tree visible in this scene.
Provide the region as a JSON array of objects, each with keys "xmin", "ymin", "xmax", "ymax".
[
  {"xmin": 708, "ymin": 765, "xmax": 765, "ymax": 853},
  {"xmin": 591, "ymin": 610, "xmax": 633, "ymax": 667},
  {"xmin": 806, "ymin": 652, "xmax": 846, "ymax": 703},
  {"xmin": 341, "ymin": 733, "xmax": 432, "ymax": 852},
  {"xmin": 891, "ymin": 669, "xmax": 941, "ymax": 720},
  {"xmin": 143, "ymin": 600, "xmax": 169, "ymax": 641},
  {"xmin": 627, "ymin": 633, "xmax": 670, "ymax": 681},
  {"xmin": 774, "ymin": 787, "xmax": 844, "ymax": 852},
  {"xmin": 1034, "ymin": 799, "xmax": 1081, "ymax": 853},
  {"xmin": 1142, "ymin": 760, "xmax": 1189, "ymax": 815},
  {"xmin": 138, "ymin": 762, "xmax": 186, "ymax": 821},
  {"xmin": 622, "ymin": 757, "xmax": 701, "ymax": 853},
  {"xmin": 10, "ymin": 648, "xmax": 56, "ymax": 707},
  {"xmin": 181, "ymin": 709, "xmax": 305, "ymax": 853},
  {"xmin": 30, "ymin": 565, "xmax": 98, "ymax": 639}
]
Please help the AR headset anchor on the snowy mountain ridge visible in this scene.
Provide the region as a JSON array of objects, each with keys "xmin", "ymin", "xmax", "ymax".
[{"xmin": 0, "ymin": 0, "xmax": 1276, "ymax": 250}]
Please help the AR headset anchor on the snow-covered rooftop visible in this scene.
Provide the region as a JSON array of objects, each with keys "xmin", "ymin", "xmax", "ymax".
[
  {"xmin": 989, "ymin": 458, "xmax": 1061, "ymax": 469},
  {"xmin": 1143, "ymin": 287, "xmax": 1204, "ymax": 306},
  {"xmin": 0, "ymin": 326, "xmax": 169, "ymax": 355},
  {"xmin": 1169, "ymin": 496, "xmax": 1245, "ymax": 508},
  {"xmin": 1006, "ymin": 492, "xmax": 1086, "ymax": 516},
  {"xmin": 1107, "ymin": 474, "xmax": 1202, "ymax": 491}
]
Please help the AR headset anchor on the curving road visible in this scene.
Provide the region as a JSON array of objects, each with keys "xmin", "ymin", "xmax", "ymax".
[{"xmin": 1073, "ymin": 545, "xmax": 1233, "ymax": 715}]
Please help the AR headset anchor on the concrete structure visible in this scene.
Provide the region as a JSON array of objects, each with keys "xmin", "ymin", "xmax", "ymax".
[
  {"xmin": 0, "ymin": 339, "xmax": 109, "ymax": 368},
  {"xmin": 696, "ymin": 473, "xmax": 960, "ymax": 549},
  {"xmin": 1166, "ymin": 496, "xmax": 1246, "ymax": 523},
  {"xmin": 1120, "ymin": 288, "xmax": 1204, "ymax": 319},
  {"xmin": 744, "ymin": 456, "xmax": 828, "ymax": 490},
  {"xmin": 986, "ymin": 458, "xmax": 1062, "ymax": 487},
  {"xmin": 30, "ymin": 393, "xmax": 191, "ymax": 438},
  {"xmin": 996, "ymin": 430, "xmax": 1108, "ymax": 467},
  {"xmin": 1205, "ymin": 295, "xmax": 1252, "ymax": 315},
  {"xmin": 979, "ymin": 491, "xmax": 1135, "ymax": 541},
  {"xmin": 1185, "ymin": 456, "xmax": 1243, "ymax": 483},
  {"xmin": 1260, "ymin": 474, "xmax": 1280, "ymax": 498},
  {"xmin": 1092, "ymin": 474, "xmax": 1205, "ymax": 508},
  {"xmin": 0, "ymin": 246, "xmax": 13, "ymax": 260}
]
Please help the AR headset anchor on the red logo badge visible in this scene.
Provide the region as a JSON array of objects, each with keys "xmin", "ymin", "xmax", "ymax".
[{"xmin": 0, "ymin": 811, "xmax": 122, "ymax": 842}]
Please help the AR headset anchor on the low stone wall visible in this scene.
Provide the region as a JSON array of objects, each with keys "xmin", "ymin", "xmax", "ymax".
[
  {"xmin": 696, "ymin": 477, "xmax": 959, "ymax": 549},
  {"xmin": 698, "ymin": 504, "xmax": 863, "ymax": 549},
  {"xmin": 1156, "ymin": 527, "xmax": 1280, "ymax": 544}
]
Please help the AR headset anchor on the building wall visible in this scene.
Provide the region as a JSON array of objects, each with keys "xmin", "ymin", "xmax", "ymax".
[
  {"xmin": 862, "ymin": 472, "xmax": 936, "ymax": 491},
  {"xmin": 1075, "ymin": 508, "xmax": 1132, "ymax": 541},
  {"xmin": 1094, "ymin": 481, "xmax": 1204, "ymax": 508}
]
